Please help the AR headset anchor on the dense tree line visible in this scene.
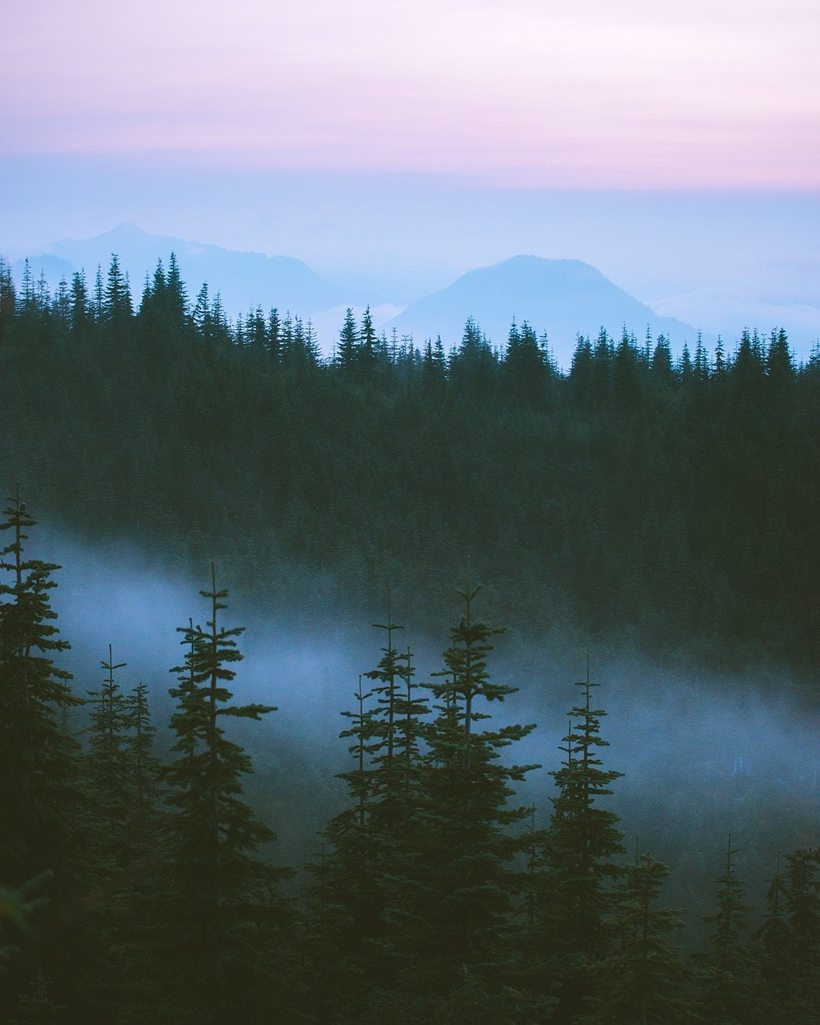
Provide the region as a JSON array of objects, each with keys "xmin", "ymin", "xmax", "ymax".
[
  {"xmin": 1, "ymin": 495, "xmax": 818, "ymax": 1023},
  {"xmin": 0, "ymin": 253, "xmax": 818, "ymax": 675}
]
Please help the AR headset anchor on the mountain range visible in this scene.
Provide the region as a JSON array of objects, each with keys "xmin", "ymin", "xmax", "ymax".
[
  {"xmin": 11, "ymin": 223, "xmax": 702, "ymax": 366},
  {"xmin": 15, "ymin": 222, "xmax": 351, "ymax": 320}
]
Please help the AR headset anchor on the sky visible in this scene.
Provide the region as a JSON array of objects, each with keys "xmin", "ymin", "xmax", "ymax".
[
  {"xmin": 2, "ymin": 1, "xmax": 819, "ymax": 344},
  {"xmin": 4, "ymin": 1, "xmax": 819, "ymax": 187}
]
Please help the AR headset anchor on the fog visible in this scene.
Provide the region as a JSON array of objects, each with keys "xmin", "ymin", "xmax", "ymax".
[{"xmin": 36, "ymin": 527, "xmax": 819, "ymax": 939}]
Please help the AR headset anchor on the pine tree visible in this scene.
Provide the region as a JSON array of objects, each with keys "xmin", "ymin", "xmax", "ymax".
[
  {"xmin": 766, "ymin": 328, "xmax": 794, "ymax": 398},
  {"xmin": 694, "ymin": 837, "xmax": 752, "ymax": 1025},
  {"xmin": 581, "ymin": 852, "xmax": 690, "ymax": 1024},
  {"xmin": 105, "ymin": 679, "xmax": 166, "ymax": 1025},
  {"xmin": 751, "ymin": 856, "xmax": 791, "ymax": 1025},
  {"xmin": 363, "ymin": 598, "xmax": 416, "ymax": 810},
  {"xmin": 411, "ymin": 579, "xmax": 538, "ymax": 1017},
  {"xmin": 359, "ymin": 305, "xmax": 379, "ymax": 375},
  {"xmin": 302, "ymin": 671, "xmax": 381, "ymax": 1022},
  {"xmin": 0, "ymin": 490, "xmax": 82, "ymax": 879},
  {"xmin": 68, "ymin": 271, "xmax": 91, "ymax": 341},
  {"xmin": 86, "ymin": 646, "xmax": 131, "ymax": 847},
  {"xmin": 83, "ymin": 649, "xmax": 161, "ymax": 1019},
  {"xmin": 305, "ymin": 604, "xmax": 427, "ymax": 1022},
  {"xmin": 0, "ymin": 491, "xmax": 89, "ymax": 1019},
  {"xmin": 0, "ymin": 255, "xmax": 16, "ymax": 341},
  {"xmin": 505, "ymin": 320, "xmax": 547, "ymax": 407},
  {"xmin": 783, "ymin": 846, "xmax": 820, "ymax": 1020},
  {"xmin": 159, "ymin": 566, "xmax": 289, "ymax": 1024},
  {"xmin": 103, "ymin": 254, "xmax": 132, "ymax": 328},
  {"xmin": 450, "ymin": 318, "xmax": 497, "ymax": 399},
  {"xmin": 533, "ymin": 657, "xmax": 624, "ymax": 1025},
  {"xmin": 166, "ymin": 252, "xmax": 189, "ymax": 331},
  {"xmin": 337, "ymin": 307, "xmax": 359, "ymax": 372}
]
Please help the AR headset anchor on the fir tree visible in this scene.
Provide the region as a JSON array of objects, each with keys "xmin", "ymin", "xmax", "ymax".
[
  {"xmin": 412, "ymin": 579, "xmax": 538, "ymax": 1016},
  {"xmin": 159, "ymin": 565, "xmax": 289, "ymax": 1024},
  {"xmin": 783, "ymin": 846, "xmax": 820, "ymax": 1019},
  {"xmin": 103, "ymin": 254, "xmax": 132, "ymax": 328},
  {"xmin": 534, "ymin": 657, "xmax": 624, "ymax": 1025},
  {"xmin": 0, "ymin": 492, "xmax": 89, "ymax": 1019},
  {"xmin": 85, "ymin": 645, "xmax": 131, "ymax": 846},
  {"xmin": 751, "ymin": 856, "xmax": 791, "ymax": 1025},
  {"xmin": 337, "ymin": 307, "xmax": 359, "ymax": 371},
  {"xmin": 359, "ymin": 305, "xmax": 379, "ymax": 374},
  {"xmin": 0, "ymin": 255, "xmax": 16, "ymax": 341},
  {"xmin": 581, "ymin": 852, "xmax": 690, "ymax": 1024},
  {"xmin": 694, "ymin": 837, "xmax": 752, "ymax": 1025}
]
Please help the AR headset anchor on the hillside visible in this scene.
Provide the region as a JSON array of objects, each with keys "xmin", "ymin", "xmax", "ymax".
[{"xmin": 0, "ymin": 253, "xmax": 816, "ymax": 677}]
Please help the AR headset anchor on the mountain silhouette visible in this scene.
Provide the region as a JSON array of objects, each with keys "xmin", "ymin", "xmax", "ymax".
[
  {"xmin": 19, "ymin": 222, "xmax": 348, "ymax": 319},
  {"xmin": 387, "ymin": 255, "xmax": 696, "ymax": 367}
]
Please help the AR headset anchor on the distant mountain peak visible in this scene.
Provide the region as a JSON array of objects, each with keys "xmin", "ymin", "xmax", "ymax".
[
  {"xmin": 109, "ymin": 220, "xmax": 146, "ymax": 236},
  {"xmin": 387, "ymin": 254, "xmax": 696, "ymax": 366},
  {"xmin": 33, "ymin": 225, "xmax": 351, "ymax": 320}
]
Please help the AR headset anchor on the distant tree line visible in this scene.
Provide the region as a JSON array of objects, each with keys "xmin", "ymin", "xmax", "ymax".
[
  {"xmin": 1, "ymin": 494, "xmax": 818, "ymax": 1024},
  {"xmin": 0, "ymin": 252, "xmax": 817, "ymax": 678}
]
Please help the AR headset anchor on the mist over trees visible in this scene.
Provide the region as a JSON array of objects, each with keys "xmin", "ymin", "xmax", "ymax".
[
  {"xmin": 0, "ymin": 252, "xmax": 817, "ymax": 676},
  {"xmin": 0, "ymin": 252, "xmax": 818, "ymax": 1021},
  {"xmin": 0, "ymin": 496, "xmax": 817, "ymax": 1022}
]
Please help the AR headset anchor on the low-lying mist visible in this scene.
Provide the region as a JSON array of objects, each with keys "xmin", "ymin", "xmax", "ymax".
[{"xmin": 40, "ymin": 527, "xmax": 818, "ymax": 945}]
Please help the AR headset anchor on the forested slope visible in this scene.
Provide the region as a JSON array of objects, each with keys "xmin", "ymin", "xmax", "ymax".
[
  {"xmin": 1, "ymin": 493, "xmax": 817, "ymax": 1024},
  {"xmin": 1, "ymin": 254, "xmax": 817, "ymax": 675}
]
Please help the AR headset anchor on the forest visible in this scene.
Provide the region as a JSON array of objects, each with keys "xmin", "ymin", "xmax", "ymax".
[
  {"xmin": 0, "ymin": 253, "xmax": 818, "ymax": 1023},
  {"xmin": 0, "ymin": 254, "xmax": 817, "ymax": 675}
]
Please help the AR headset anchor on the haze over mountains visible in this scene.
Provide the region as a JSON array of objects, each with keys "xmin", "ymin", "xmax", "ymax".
[
  {"xmin": 22, "ymin": 222, "xmax": 352, "ymax": 317},
  {"xmin": 385, "ymin": 256, "xmax": 693, "ymax": 362},
  {"xmin": 10, "ymin": 222, "xmax": 819, "ymax": 366}
]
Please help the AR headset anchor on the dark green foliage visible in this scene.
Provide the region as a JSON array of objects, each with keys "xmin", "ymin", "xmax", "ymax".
[
  {"xmin": 410, "ymin": 582, "xmax": 538, "ymax": 1013},
  {"xmin": 782, "ymin": 847, "xmax": 820, "ymax": 1018},
  {"xmin": 0, "ymin": 493, "xmax": 92, "ymax": 1019},
  {"xmin": 336, "ymin": 306, "xmax": 358, "ymax": 371},
  {"xmin": 302, "ymin": 603, "xmax": 429, "ymax": 1022},
  {"xmin": 581, "ymin": 853, "xmax": 690, "ymax": 1024},
  {"xmin": 86, "ymin": 647, "xmax": 131, "ymax": 842},
  {"xmin": 159, "ymin": 566, "xmax": 290, "ymax": 1025},
  {"xmin": 529, "ymin": 660, "xmax": 624, "ymax": 1024},
  {"xmin": 694, "ymin": 838, "xmax": 753, "ymax": 1025},
  {"xmin": 1, "ymin": 254, "xmax": 817, "ymax": 673},
  {"xmin": 751, "ymin": 857, "xmax": 791, "ymax": 1025},
  {"xmin": 84, "ymin": 654, "xmax": 166, "ymax": 1023},
  {"xmin": 1, "ymin": 251, "xmax": 816, "ymax": 1020}
]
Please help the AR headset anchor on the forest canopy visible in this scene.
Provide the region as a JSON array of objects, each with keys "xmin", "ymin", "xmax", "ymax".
[
  {"xmin": 0, "ymin": 252, "xmax": 817, "ymax": 677},
  {"xmin": 1, "ymin": 250, "xmax": 818, "ymax": 1021}
]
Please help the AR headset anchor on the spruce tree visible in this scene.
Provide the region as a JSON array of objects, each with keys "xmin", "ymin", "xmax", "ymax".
[
  {"xmin": 751, "ymin": 856, "xmax": 791, "ymax": 1025},
  {"xmin": 159, "ymin": 565, "xmax": 289, "ymax": 1025},
  {"xmin": 86, "ymin": 646, "xmax": 131, "ymax": 851},
  {"xmin": 533, "ymin": 657, "xmax": 624, "ymax": 1025},
  {"xmin": 411, "ymin": 579, "xmax": 537, "ymax": 1019},
  {"xmin": 103, "ymin": 254, "xmax": 132, "ymax": 329},
  {"xmin": 305, "ymin": 605, "xmax": 428, "ymax": 1023},
  {"xmin": 782, "ymin": 846, "xmax": 820, "ymax": 1020},
  {"xmin": 580, "ymin": 852, "xmax": 690, "ymax": 1024},
  {"xmin": 337, "ymin": 307, "xmax": 359, "ymax": 371},
  {"xmin": 0, "ymin": 491, "xmax": 89, "ymax": 1019},
  {"xmin": 694, "ymin": 837, "xmax": 752, "ymax": 1025}
]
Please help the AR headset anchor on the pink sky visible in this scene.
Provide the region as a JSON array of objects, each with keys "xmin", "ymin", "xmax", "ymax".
[{"xmin": 3, "ymin": 0, "xmax": 818, "ymax": 188}]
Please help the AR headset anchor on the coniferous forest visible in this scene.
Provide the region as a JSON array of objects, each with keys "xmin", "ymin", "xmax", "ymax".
[{"xmin": 1, "ymin": 254, "xmax": 818, "ymax": 1023}]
